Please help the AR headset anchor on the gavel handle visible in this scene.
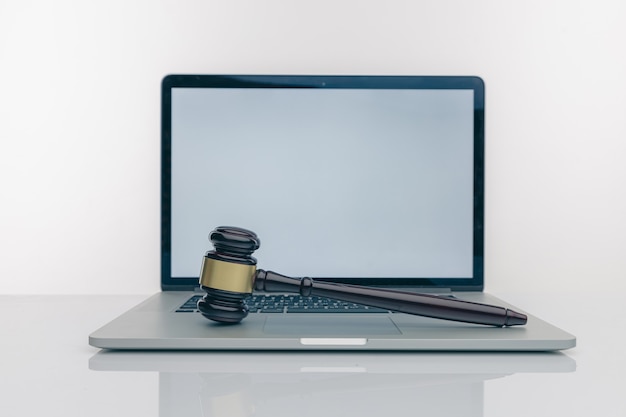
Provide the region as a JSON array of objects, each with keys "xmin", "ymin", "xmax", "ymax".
[{"xmin": 254, "ymin": 270, "xmax": 527, "ymax": 327}]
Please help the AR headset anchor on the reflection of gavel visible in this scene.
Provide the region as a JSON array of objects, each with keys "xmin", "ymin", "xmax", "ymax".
[{"xmin": 197, "ymin": 226, "xmax": 527, "ymax": 326}]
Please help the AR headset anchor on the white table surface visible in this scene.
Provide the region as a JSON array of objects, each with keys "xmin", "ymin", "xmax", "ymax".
[{"xmin": 0, "ymin": 292, "xmax": 623, "ymax": 417}]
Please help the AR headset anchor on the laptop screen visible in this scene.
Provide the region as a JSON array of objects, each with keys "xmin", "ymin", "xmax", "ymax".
[{"xmin": 162, "ymin": 75, "xmax": 484, "ymax": 290}]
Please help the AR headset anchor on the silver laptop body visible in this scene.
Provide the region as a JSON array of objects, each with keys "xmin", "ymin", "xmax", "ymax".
[{"xmin": 89, "ymin": 75, "xmax": 575, "ymax": 351}]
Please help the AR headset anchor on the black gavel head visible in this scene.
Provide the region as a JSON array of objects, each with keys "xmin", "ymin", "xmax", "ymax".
[{"xmin": 197, "ymin": 226, "xmax": 260, "ymax": 323}]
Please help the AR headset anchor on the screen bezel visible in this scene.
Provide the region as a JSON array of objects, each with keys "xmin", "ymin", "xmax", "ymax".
[{"xmin": 161, "ymin": 74, "xmax": 485, "ymax": 291}]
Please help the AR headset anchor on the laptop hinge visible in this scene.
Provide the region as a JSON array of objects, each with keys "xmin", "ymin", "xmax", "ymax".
[
  {"xmin": 392, "ymin": 287, "xmax": 453, "ymax": 294},
  {"xmin": 191, "ymin": 286, "xmax": 453, "ymax": 294}
]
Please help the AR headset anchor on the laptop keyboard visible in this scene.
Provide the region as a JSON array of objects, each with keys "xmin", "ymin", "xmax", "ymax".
[{"xmin": 176, "ymin": 294, "xmax": 390, "ymax": 314}]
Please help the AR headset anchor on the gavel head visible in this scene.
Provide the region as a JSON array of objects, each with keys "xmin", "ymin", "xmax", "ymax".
[{"xmin": 197, "ymin": 226, "xmax": 260, "ymax": 323}]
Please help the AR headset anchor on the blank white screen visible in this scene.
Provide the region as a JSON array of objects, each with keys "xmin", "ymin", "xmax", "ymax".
[{"xmin": 171, "ymin": 88, "xmax": 474, "ymax": 279}]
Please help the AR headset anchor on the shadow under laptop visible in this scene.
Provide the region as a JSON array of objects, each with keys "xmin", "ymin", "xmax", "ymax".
[{"xmin": 89, "ymin": 351, "xmax": 575, "ymax": 417}]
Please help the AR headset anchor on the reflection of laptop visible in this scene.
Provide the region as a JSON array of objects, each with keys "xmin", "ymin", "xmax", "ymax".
[
  {"xmin": 89, "ymin": 75, "xmax": 576, "ymax": 351},
  {"xmin": 89, "ymin": 351, "xmax": 575, "ymax": 417}
]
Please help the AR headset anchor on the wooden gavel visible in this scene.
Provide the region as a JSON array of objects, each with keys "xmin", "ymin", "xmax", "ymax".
[{"xmin": 197, "ymin": 226, "xmax": 527, "ymax": 327}]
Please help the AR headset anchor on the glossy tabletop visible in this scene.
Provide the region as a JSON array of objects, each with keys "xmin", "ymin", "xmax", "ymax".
[{"xmin": 0, "ymin": 292, "xmax": 623, "ymax": 417}]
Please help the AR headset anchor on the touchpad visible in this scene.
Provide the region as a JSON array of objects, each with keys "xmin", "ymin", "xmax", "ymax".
[{"xmin": 263, "ymin": 316, "xmax": 401, "ymax": 336}]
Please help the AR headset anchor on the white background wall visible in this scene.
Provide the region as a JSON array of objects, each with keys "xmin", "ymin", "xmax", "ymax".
[{"xmin": 1, "ymin": 0, "xmax": 625, "ymax": 294}]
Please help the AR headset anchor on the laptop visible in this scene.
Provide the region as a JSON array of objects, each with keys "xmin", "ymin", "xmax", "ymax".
[{"xmin": 89, "ymin": 74, "xmax": 576, "ymax": 351}]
